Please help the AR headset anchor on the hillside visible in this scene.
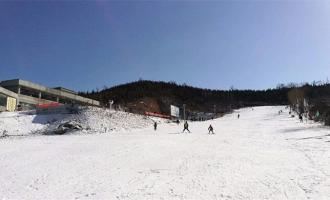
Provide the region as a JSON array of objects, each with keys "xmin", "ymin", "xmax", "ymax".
[{"xmin": 79, "ymin": 80, "xmax": 289, "ymax": 115}]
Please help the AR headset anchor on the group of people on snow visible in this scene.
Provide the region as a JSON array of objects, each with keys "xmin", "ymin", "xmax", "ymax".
[
  {"xmin": 154, "ymin": 107, "xmax": 309, "ymax": 135},
  {"xmin": 152, "ymin": 111, "xmax": 244, "ymax": 134},
  {"xmin": 153, "ymin": 120, "xmax": 214, "ymax": 134}
]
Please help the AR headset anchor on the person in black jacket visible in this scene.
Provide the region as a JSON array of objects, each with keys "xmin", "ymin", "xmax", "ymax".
[
  {"xmin": 154, "ymin": 122, "xmax": 157, "ymax": 131},
  {"xmin": 299, "ymin": 113, "xmax": 303, "ymax": 122},
  {"xmin": 182, "ymin": 121, "xmax": 190, "ymax": 133},
  {"xmin": 208, "ymin": 125, "xmax": 214, "ymax": 134}
]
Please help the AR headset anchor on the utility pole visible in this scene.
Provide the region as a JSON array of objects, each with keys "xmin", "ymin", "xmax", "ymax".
[
  {"xmin": 183, "ymin": 104, "xmax": 186, "ymax": 120},
  {"xmin": 213, "ymin": 104, "xmax": 216, "ymax": 116},
  {"xmin": 227, "ymin": 90, "xmax": 231, "ymax": 111},
  {"xmin": 229, "ymin": 88, "xmax": 232, "ymax": 111}
]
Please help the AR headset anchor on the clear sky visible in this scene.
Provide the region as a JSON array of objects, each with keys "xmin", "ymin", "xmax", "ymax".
[{"xmin": 1, "ymin": 1, "xmax": 330, "ymax": 92}]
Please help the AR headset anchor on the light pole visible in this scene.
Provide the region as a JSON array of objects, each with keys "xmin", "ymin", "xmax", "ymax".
[
  {"xmin": 213, "ymin": 104, "xmax": 216, "ymax": 117},
  {"xmin": 183, "ymin": 104, "xmax": 186, "ymax": 121},
  {"xmin": 229, "ymin": 88, "xmax": 232, "ymax": 111}
]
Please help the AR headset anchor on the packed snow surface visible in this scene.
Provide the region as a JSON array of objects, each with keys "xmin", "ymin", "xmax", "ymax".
[{"xmin": 1, "ymin": 106, "xmax": 330, "ymax": 199}]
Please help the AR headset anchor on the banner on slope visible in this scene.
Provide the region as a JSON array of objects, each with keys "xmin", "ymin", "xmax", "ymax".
[{"xmin": 170, "ymin": 105, "xmax": 180, "ymax": 118}]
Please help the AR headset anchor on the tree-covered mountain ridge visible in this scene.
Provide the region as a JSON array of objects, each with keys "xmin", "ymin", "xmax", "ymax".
[{"xmin": 79, "ymin": 80, "xmax": 290, "ymax": 115}]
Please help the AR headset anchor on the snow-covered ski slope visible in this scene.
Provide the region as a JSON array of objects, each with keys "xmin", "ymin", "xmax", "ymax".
[{"xmin": 1, "ymin": 106, "xmax": 330, "ymax": 200}]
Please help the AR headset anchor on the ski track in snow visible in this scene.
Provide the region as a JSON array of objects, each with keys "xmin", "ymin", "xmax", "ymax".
[{"xmin": 1, "ymin": 106, "xmax": 330, "ymax": 200}]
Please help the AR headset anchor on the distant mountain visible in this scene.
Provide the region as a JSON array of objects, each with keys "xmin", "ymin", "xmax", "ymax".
[{"xmin": 79, "ymin": 80, "xmax": 289, "ymax": 115}]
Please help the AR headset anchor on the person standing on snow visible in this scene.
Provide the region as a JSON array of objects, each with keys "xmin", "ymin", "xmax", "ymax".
[
  {"xmin": 182, "ymin": 121, "xmax": 190, "ymax": 133},
  {"xmin": 208, "ymin": 124, "xmax": 214, "ymax": 134},
  {"xmin": 154, "ymin": 122, "xmax": 157, "ymax": 131},
  {"xmin": 299, "ymin": 113, "xmax": 303, "ymax": 122}
]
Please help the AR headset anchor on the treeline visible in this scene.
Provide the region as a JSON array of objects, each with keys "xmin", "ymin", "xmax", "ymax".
[
  {"xmin": 79, "ymin": 80, "xmax": 290, "ymax": 115},
  {"xmin": 287, "ymin": 82, "xmax": 330, "ymax": 125}
]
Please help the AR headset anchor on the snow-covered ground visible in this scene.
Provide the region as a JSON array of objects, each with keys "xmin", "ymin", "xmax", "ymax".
[{"xmin": 1, "ymin": 106, "xmax": 330, "ymax": 200}]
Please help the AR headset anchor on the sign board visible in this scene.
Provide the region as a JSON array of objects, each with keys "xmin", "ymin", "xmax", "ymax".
[
  {"xmin": 36, "ymin": 103, "xmax": 80, "ymax": 115},
  {"xmin": 6, "ymin": 97, "xmax": 16, "ymax": 112},
  {"xmin": 170, "ymin": 105, "xmax": 180, "ymax": 118},
  {"xmin": 145, "ymin": 112, "xmax": 171, "ymax": 119}
]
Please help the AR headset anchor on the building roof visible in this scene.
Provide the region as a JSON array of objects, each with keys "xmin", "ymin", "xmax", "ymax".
[
  {"xmin": 0, "ymin": 86, "xmax": 18, "ymax": 98},
  {"xmin": 53, "ymin": 87, "xmax": 77, "ymax": 95}
]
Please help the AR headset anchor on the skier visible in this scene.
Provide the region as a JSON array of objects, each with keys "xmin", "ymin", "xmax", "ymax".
[
  {"xmin": 208, "ymin": 124, "xmax": 214, "ymax": 134},
  {"xmin": 182, "ymin": 121, "xmax": 190, "ymax": 133},
  {"xmin": 154, "ymin": 122, "xmax": 157, "ymax": 131},
  {"xmin": 237, "ymin": 114, "xmax": 240, "ymax": 119},
  {"xmin": 299, "ymin": 113, "xmax": 303, "ymax": 122}
]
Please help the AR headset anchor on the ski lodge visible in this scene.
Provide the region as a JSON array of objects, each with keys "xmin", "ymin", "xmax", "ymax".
[{"xmin": 0, "ymin": 79, "xmax": 99, "ymax": 111}]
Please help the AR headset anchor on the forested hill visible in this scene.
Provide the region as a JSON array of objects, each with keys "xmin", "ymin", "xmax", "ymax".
[{"xmin": 79, "ymin": 80, "xmax": 289, "ymax": 115}]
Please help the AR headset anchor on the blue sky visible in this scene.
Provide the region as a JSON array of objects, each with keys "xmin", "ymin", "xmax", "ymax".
[{"xmin": 1, "ymin": 1, "xmax": 330, "ymax": 91}]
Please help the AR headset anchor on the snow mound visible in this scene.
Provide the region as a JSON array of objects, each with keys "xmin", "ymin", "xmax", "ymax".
[
  {"xmin": 43, "ymin": 107, "xmax": 157, "ymax": 134},
  {"xmin": 0, "ymin": 111, "xmax": 62, "ymax": 136},
  {"xmin": 0, "ymin": 107, "xmax": 157, "ymax": 136}
]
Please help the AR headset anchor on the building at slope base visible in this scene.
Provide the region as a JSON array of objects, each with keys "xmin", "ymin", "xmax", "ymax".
[
  {"xmin": 0, "ymin": 86, "xmax": 17, "ymax": 111},
  {"xmin": 0, "ymin": 79, "xmax": 100, "ymax": 111}
]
